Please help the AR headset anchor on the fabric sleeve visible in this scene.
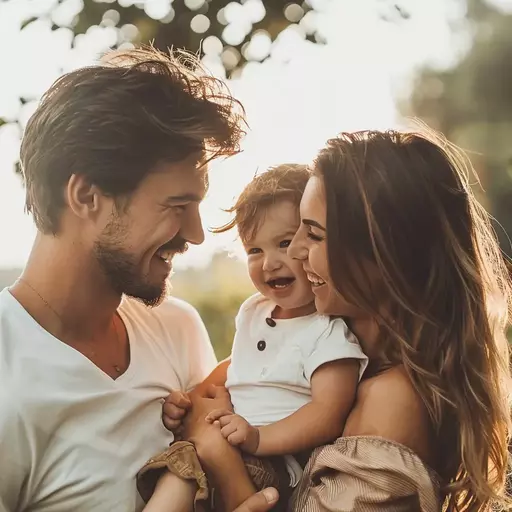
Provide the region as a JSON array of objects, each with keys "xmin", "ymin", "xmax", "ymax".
[
  {"xmin": 180, "ymin": 303, "xmax": 218, "ymax": 392},
  {"xmin": 234, "ymin": 293, "xmax": 265, "ymax": 330},
  {"xmin": 304, "ymin": 318, "xmax": 368, "ymax": 382},
  {"xmin": 0, "ymin": 392, "xmax": 30, "ymax": 511},
  {"xmin": 290, "ymin": 437, "xmax": 441, "ymax": 512}
]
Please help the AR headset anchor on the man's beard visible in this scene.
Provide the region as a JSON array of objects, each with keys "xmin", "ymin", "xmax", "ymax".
[{"xmin": 94, "ymin": 217, "xmax": 188, "ymax": 307}]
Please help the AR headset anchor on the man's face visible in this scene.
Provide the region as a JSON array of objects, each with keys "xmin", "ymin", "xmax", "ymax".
[{"xmin": 94, "ymin": 155, "xmax": 207, "ymax": 306}]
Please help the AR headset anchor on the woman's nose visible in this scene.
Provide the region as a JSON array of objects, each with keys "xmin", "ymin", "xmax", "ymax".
[{"xmin": 288, "ymin": 233, "xmax": 307, "ymax": 261}]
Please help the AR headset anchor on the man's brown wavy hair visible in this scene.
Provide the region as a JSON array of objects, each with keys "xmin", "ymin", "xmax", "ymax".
[
  {"xmin": 20, "ymin": 45, "xmax": 246, "ymax": 234},
  {"xmin": 314, "ymin": 129, "xmax": 511, "ymax": 510}
]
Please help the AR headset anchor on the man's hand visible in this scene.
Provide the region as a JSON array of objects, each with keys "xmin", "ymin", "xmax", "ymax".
[
  {"xmin": 163, "ymin": 384, "xmax": 232, "ymax": 433},
  {"xmin": 162, "ymin": 390, "xmax": 191, "ymax": 432},
  {"xmin": 232, "ymin": 488, "xmax": 279, "ymax": 512},
  {"xmin": 205, "ymin": 409, "xmax": 259, "ymax": 454},
  {"xmin": 180, "ymin": 385, "xmax": 234, "ymax": 446}
]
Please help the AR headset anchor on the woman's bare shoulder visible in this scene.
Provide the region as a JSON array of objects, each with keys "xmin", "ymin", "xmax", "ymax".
[{"xmin": 344, "ymin": 366, "xmax": 434, "ymax": 465}]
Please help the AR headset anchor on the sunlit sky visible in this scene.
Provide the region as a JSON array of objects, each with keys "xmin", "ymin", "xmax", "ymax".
[{"xmin": 1, "ymin": 0, "xmax": 510, "ymax": 270}]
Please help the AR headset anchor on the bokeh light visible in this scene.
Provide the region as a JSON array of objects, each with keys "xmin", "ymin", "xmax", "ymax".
[
  {"xmin": 221, "ymin": 46, "xmax": 241, "ymax": 71},
  {"xmin": 284, "ymin": 3, "xmax": 304, "ymax": 23},
  {"xmin": 120, "ymin": 23, "xmax": 138, "ymax": 41},
  {"xmin": 51, "ymin": 0, "xmax": 84, "ymax": 26},
  {"xmin": 191, "ymin": 14, "xmax": 210, "ymax": 34},
  {"xmin": 101, "ymin": 9, "xmax": 120, "ymax": 27},
  {"xmin": 203, "ymin": 35, "xmax": 223, "ymax": 55},
  {"xmin": 222, "ymin": 22, "xmax": 250, "ymax": 46},
  {"xmin": 243, "ymin": 30, "xmax": 272, "ymax": 61},
  {"xmin": 185, "ymin": 0, "xmax": 205, "ymax": 11},
  {"xmin": 143, "ymin": 0, "xmax": 171, "ymax": 21},
  {"xmin": 300, "ymin": 10, "xmax": 317, "ymax": 35},
  {"xmin": 244, "ymin": 0, "xmax": 266, "ymax": 23},
  {"xmin": 224, "ymin": 2, "xmax": 245, "ymax": 24}
]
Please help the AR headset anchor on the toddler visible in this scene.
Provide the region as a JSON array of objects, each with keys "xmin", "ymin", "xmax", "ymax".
[{"xmin": 139, "ymin": 164, "xmax": 367, "ymax": 511}]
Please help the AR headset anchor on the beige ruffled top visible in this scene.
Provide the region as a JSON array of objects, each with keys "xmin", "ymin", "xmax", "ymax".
[{"xmin": 290, "ymin": 436, "xmax": 442, "ymax": 511}]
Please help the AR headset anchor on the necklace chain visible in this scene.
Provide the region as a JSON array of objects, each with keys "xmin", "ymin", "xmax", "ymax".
[{"xmin": 17, "ymin": 277, "xmax": 123, "ymax": 374}]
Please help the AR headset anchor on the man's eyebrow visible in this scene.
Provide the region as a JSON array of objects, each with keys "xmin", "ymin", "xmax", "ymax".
[
  {"xmin": 302, "ymin": 219, "xmax": 326, "ymax": 231},
  {"xmin": 163, "ymin": 193, "xmax": 204, "ymax": 204}
]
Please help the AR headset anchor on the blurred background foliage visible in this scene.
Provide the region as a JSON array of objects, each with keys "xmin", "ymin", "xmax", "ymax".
[
  {"xmin": 35, "ymin": 0, "xmax": 409, "ymax": 77},
  {"xmin": 169, "ymin": 251, "xmax": 256, "ymax": 360},
  {"xmin": 405, "ymin": 0, "xmax": 512, "ymax": 253}
]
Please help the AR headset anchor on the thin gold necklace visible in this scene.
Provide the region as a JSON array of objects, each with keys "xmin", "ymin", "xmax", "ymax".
[{"xmin": 16, "ymin": 277, "xmax": 123, "ymax": 374}]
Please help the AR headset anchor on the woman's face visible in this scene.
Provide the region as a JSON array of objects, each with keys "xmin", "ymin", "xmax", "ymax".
[{"xmin": 289, "ymin": 175, "xmax": 362, "ymax": 317}]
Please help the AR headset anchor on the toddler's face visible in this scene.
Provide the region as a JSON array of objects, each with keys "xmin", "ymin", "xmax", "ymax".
[{"xmin": 243, "ymin": 199, "xmax": 315, "ymax": 315}]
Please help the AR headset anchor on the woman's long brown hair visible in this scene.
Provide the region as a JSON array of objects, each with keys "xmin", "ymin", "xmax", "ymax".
[{"xmin": 314, "ymin": 129, "xmax": 511, "ymax": 510}]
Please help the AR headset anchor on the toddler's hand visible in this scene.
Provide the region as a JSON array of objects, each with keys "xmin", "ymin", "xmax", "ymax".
[
  {"xmin": 205, "ymin": 409, "xmax": 259, "ymax": 454},
  {"xmin": 162, "ymin": 390, "xmax": 191, "ymax": 432}
]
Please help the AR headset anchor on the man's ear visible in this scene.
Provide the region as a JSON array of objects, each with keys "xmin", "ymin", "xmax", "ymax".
[{"xmin": 65, "ymin": 174, "xmax": 107, "ymax": 221}]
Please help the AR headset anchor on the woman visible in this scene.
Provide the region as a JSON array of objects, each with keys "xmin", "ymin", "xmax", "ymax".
[{"xmin": 164, "ymin": 129, "xmax": 511, "ymax": 511}]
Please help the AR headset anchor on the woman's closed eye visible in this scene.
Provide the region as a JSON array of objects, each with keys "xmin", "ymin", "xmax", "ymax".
[{"xmin": 307, "ymin": 232, "xmax": 324, "ymax": 242}]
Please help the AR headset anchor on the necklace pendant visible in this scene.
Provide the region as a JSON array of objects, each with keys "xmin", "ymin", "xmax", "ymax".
[{"xmin": 113, "ymin": 364, "xmax": 122, "ymax": 373}]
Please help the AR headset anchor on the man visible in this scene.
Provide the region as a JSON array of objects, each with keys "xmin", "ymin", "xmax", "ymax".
[{"xmin": 0, "ymin": 46, "xmax": 270, "ymax": 512}]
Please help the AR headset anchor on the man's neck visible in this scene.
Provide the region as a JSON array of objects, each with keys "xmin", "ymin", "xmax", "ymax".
[{"xmin": 11, "ymin": 233, "xmax": 122, "ymax": 341}]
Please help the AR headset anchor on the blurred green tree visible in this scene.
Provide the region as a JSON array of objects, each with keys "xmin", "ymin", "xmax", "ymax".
[
  {"xmin": 4, "ymin": 0, "xmax": 412, "ymax": 180},
  {"xmin": 404, "ymin": 0, "xmax": 512, "ymax": 256},
  {"xmin": 72, "ymin": 0, "xmax": 315, "ymax": 76},
  {"xmin": 169, "ymin": 250, "xmax": 256, "ymax": 357},
  {"xmin": 51, "ymin": 0, "xmax": 409, "ymax": 77},
  {"xmin": 3, "ymin": 0, "xmax": 409, "ymax": 131}
]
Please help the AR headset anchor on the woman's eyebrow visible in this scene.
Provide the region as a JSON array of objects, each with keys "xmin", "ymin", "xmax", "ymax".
[{"xmin": 302, "ymin": 219, "xmax": 326, "ymax": 231}]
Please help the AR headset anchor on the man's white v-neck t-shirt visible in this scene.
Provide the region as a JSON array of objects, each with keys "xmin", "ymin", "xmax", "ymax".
[{"xmin": 0, "ymin": 288, "xmax": 217, "ymax": 512}]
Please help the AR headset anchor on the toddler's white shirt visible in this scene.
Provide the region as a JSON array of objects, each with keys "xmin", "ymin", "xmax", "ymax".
[{"xmin": 226, "ymin": 293, "xmax": 368, "ymax": 427}]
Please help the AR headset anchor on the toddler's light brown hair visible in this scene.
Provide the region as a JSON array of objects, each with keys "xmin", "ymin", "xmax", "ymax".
[{"xmin": 213, "ymin": 164, "xmax": 310, "ymax": 243}]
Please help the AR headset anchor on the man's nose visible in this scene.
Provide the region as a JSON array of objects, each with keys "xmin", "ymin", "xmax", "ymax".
[{"xmin": 181, "ymin": 206, "xmax": 205, "ymax": 246}]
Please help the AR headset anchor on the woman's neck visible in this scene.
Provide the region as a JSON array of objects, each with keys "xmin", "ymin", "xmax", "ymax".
[{"xmin": 345, "ymin": 316, "xmax": 390, "ymax": 376}]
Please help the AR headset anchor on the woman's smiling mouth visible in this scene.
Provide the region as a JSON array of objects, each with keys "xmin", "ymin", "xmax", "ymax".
[{"xmin": 306, "ymin": 272, "xmax": 325, "ymax": 287}]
